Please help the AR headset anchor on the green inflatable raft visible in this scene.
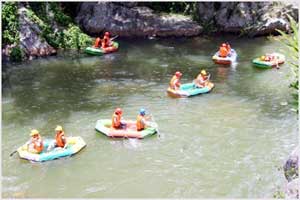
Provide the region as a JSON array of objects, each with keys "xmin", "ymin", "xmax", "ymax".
[
  {"xmin": 84, "ymin": 42, "xmax": 119, "ymax": 56},
  {"xmin": 252, "ymin": 53, "xmax": 285, "ymax": 69}
]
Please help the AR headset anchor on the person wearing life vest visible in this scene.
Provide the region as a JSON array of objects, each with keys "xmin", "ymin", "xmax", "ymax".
[
  {"xmin": 102, "ymin": 32, "xmax": 111, "ymax": 49},
  {"xmin": 194, "ymin": 69, "xmax": 210, "ymax": 88},
  {"xmin": 226, "ymin": 42, "xmax": 232, "ymax": 56},
  {"xmin": 219, "ymin": 43, "xmax": 229, "ymax": 57},
  {"xmin": 93, "ymin": 37, "xmax": 101, "ymax": 48},
  {"xmin": 112, "ymin": 108, "xmax": 126, "ymax": 129},
  {"xmin": 54, "ymin": 125, "xmax": 67, "ymax": 148},
  {"xmin": 27, "ymin": 129, "xmax": 44, "ymax": 154},
  {"xmin": 169, "ymin": 71, "xmax": 182, "ymax": 90},
  {"xmin": 136, "ymin": 108, "xmax": 151, "ymax": 131}
]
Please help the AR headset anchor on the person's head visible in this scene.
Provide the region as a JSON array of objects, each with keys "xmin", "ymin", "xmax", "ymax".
[
  {"xmin": 105, "ymin": 32, "xmax": 110, "ymax": 37},
  {"xmin": 115, "ymin": 108, "xmax": 122, "ymax": 115},
  {"xmin": 55, "ymin": 125, "xmax": 63, "ymax": 133},
  {"xmin": 201, "ymin": 69, "xmax": 207, "ymax": 76},
  {"xmin": 175, "ymin": 71, "xmax": 182, "ymax": 78},
  {"xmin": 139, "ymin": 108, "xmax": 146, "ymax": 116},
  {"xmin": 30, "ymin": 129, "xmax": 40, "ymax": 138},
  {"xmin": 221, "ymin": 43, "xmax": 227, "ymax": 47},
  {"xmin": 261, "ymin": 55, "xmax": 266, "ymax": 60}
]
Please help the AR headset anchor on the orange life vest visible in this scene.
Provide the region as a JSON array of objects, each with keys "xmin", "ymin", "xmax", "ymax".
[
  {"xmin": 112, "ymin": 113, "xmax": 121, "ymax": 129},
  {"xmin": 55, "ymin": 131, "xmax": 66, "ymax": 148},
  {"xmin": 136, "ymin": 114, "xmax": 145, "ymax": 131},
  {"xmin": 94, "ymin": 38, "xmax": 101, "ymax": 48},
  {"xmin": 32, "ymin": 135, "xmax": 43, "ymax": 153},
  {"xmin": 219, "ymin": 46, "xmax": 229, "ymax": 57},
  {"xmin": 169, "ymin": 75, "xmax": 180, "ymax": 90},
  {"xmin": 102, "ymin": 36, "xmax": 110, "ymax": 48}
]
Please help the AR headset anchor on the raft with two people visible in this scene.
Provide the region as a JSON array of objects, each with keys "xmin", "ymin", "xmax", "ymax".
[
  {"xmin": 252, "ymin": 53, "xmax": 285, "ymax": 69},
  {"xmin": 84, "ymin": 41, "xmax": 119, "ymax": 56},
  {"xmin": 212, "ymin": 42, "xmax": 237, "ymax": 65},
  {"xmin": 17, "ymin": 136, "xmax": 86, "ymax": 162},
  {"xmin": 85, "ymin": 32, "xmax": 119, "ymax": 56},
  {"xmin": 167, "ymin": 70, "xmax": 215, "ymax": 98},
  {"xmin": 95, "ymin": 119, "xmax": 158, "ymax": 139},
  {"xmin": 212, "ymin": 49, "xmax": 237, "ymax": 65}
]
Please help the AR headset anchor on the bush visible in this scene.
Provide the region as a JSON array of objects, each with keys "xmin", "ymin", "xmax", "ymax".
[
  {"xmin": 62, "ymin": 25, "xmax": 93, "ymax": 49},
  {"xmin": 277, "ymin": 15, "xmax": 299, "ymax": 112},
  {"xmin": 2, "ymin": 2, "xmax": 19, "ymax": 45},
  {"xmin": 10, "ymin": 47, "xmax": 23, "ymax": 62}
]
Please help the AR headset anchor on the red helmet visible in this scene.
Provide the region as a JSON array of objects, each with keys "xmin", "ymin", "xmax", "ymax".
[
  {"xmin": 115, "ymin": 108, "xmax": 122, "ymax": 115},
  {"xmin": 175, "ymin": 71, "xmax": 182, "ymax": 77},
  {"xmin": 105, "ymin": 32, "xmax": 110, "ymax": 36},
  {"xmin": 221, "ymin": 43, "xmax": 227, "ymax": 47}
]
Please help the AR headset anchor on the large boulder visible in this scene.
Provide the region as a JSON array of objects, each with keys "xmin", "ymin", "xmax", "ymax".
[
  {"xmin": 18, "ymin": 6, "xmax": 56, "ymax": 60},
  {"xmin": 75, "ymin": 2, "xmax": 202, "ymax": 37},
  {"xmin": 195, "ymin": 2, "xmax": 298, "ymax": 36}
]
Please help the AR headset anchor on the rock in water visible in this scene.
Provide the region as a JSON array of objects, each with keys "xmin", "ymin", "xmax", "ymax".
[
  {"xmin": 75, "ymin": 2, "xmax": 202, "ymax": 37},
  {"xmin": 284, "ymin": 146, "xmax": 299, "ymax": 182}
]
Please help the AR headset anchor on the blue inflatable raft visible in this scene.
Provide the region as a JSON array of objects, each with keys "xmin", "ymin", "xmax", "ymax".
[
  {"xmin": 17, "ymin": 136, "xmax": 86, "ymax": 162},
  {"xmin": 167, "ymin": 82, "xmax": 214, "ymax": 98}
]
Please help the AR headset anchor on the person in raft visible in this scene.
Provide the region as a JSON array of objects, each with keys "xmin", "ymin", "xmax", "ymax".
[
  {"xmin": 26, "ymin": 129, "xmax": 44, "ymax": 154},
  {"xmin": 54, "ymin": 125, "xmax": 67, "ymax": 148},
  {"xmin": 136, "ymin": 108, "xmax": 152, "ymax": 131},
  {"xmin": 169, "ymin": 71, "xmax": 182, "ymax": 90},
  {"xmin": 194, "ymin": 69, "xmax": 210, "ymax": 88},
  {"xmin": 102, "ymin": 32, "xmax": 112, "ymax": 48},
  {"xmin": 112, "ymin": 108, "xmax": 126, "ymax": 129},
  {"xmin": 226, "ymin": 42, "xmax": 232, "ymax": 56},
  {"xmin": 219, "ymin": 43, "xmax": 229, "ymax": 58},
  {"xmin": 93, "ymin": 37, "xmax": 102, "ymax": 48}
]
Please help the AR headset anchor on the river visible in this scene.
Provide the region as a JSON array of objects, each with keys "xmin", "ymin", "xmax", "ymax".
[{"xmin": 2, "ymin": 36, "xmax": 298, "ymax": 198}]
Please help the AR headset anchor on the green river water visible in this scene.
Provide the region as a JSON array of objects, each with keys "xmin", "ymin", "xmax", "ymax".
[{"xmin": 2, "ymin": 36, "xmax": 298, "ymax": 198}]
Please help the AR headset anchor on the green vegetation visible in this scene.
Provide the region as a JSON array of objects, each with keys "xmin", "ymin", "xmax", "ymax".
[
  {"xmin": 2, "ymin": 2, "xmax": 92, "ymax": 61},
  {"xmin": 10, "ymin": 47, "xmax": 23, "ymax": 62},
  {"xmin": 26, "ymin": 2, "xmax": 92, "ymax": 50},
  {"xmin": 62, "ymin": 25, "xmax": 93, "ymax": 50},
  {"xmin": 140, "ymin": 2, "xmax": 196, "ymax": 15},
  {"xmin": 2, "ymin": 2, "xmax": 19, "ymax": 45},
  {"xmin": 277, "ymin": 15, "xmax": 299, "ymax": 113}
]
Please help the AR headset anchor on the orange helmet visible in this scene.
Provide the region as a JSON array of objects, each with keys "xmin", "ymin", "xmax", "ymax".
[
  {"xmin": 105, "ymin": 32, "xmax": 110, "ymax": 36},
  {"xmin": 175, "ymin": 71, "xmax": 182, "ymax": 77},
  {"xmin": 115, "ymin": 108, "xmax": 122, "ymax": 115}
]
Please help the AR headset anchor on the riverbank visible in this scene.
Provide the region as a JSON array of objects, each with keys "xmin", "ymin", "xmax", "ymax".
[{"xmin": 1, "ymin": 2, "xmax": 298, "ymax": 62}]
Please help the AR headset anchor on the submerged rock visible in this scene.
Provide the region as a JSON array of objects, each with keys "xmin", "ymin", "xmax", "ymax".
[
  {"xmin": 284, "ymin": 146, "xmax": 299, "ymax": 182},
  {"xmin": 75, "ymin": 2, "xmax": 202, "ymax": 37},
  {"xmin": 283, "ymin": 146, "xmax": 299, "ymax": 198}
]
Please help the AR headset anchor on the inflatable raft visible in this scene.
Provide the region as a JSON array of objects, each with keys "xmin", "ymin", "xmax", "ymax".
[
  {"xmin": 167, "ymin": 82, "xmax": 214, "ymax": 98},
  {"xmin": 84, "ymin": 42, "xmax": 119, "ymax": 55},
  {"xmin": 17, "ymin": 136, "xmax": 86, "ymax": 162},
  {"xmin": 252, "ymin": 53, "xmax": 285, "ymax": 69},
  {"xmin": 95, "ymin": 119, "xmax": 157, "ymax": 139},
  {"xmin": 212, "ymin": 49, "xmax": 237, "ymax": 65}
]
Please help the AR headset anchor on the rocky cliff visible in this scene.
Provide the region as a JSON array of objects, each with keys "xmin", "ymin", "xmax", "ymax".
[
  {"xmin": 75, "ymin": 2, "xmax": 298, "ymax": 37},
  {"xmin": 75, "ymin": 2, "xmax": 202, "ymax": 37}
]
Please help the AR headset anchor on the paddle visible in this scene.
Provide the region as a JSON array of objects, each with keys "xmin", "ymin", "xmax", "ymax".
[
  {"xmin": 110, "ymin": 35, "xmax": 119, "ymax": 41},
  {"xmin": 149, "ymin": 114, "xmax": 161, "ymax": 138},
  {"xmin": 10, "ymin": 150, "xmax": 17, "ymax": 157}
]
